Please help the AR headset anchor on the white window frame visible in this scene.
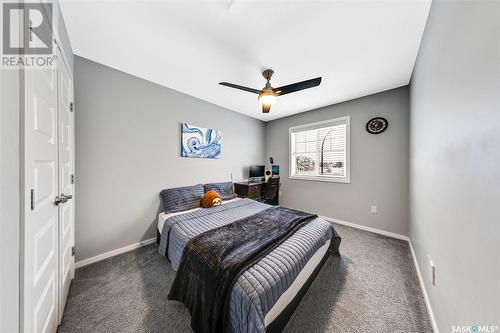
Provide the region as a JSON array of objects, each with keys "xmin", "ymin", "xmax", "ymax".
[{"xmin": 289, "ymin": 116, "xmax": 351, "ymax": 183}]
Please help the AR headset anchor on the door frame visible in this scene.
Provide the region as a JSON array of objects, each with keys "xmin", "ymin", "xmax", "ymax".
[{"xmin": 55, "ymin": 40, "xmax": 75, "ymax": 323}]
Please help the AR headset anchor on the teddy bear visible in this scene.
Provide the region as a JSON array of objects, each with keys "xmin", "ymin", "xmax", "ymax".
[{"xmin": 202, "ymin": 190, "xmax": 223, "ymax": 208}]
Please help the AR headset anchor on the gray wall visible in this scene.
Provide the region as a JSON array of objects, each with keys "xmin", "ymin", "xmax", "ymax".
[
  {"xmin": 266, "ymin": 87, "xmax": 410, "ymax": 236},
  {"xmin": 74, "ymin": 56, "xmax": 266, "ymax": 261},
  {"xmin": 0, "ymin": 66, "xmax": 21, "ymax": 333},
  {"xmin": 409, "ymin": 1, "xmax": 500, "ymax": 330}
]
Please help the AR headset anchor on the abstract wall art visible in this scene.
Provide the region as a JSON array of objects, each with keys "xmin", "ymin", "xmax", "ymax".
[{"xmin": 181, "ymin": 123, "xmax": 222, "ymax": 159}]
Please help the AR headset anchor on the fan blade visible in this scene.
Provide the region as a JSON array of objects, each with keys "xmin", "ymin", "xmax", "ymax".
[
  {"xmin": 219, "ymin": 82, "xmax": 261, "ymax": 94},
  {"xmin": 274, "ymin": 77, "xmax": 322, "ymax": 96},
  {"xmin": 262, "ymin": 104, "xmax": 271, "ymax": 113}
]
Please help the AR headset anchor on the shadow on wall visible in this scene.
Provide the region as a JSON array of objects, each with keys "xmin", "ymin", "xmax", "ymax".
[
  {"xmin": 147, "ymin": 195, "xmax": 164, "ymax": 241},
  {"xmin": 140, "ymin": 193, "xmax": 164, "ymax": 245}
]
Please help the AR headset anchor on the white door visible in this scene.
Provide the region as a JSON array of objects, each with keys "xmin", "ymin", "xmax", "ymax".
[
  {"xmin": 57, "ymin": 46, "xmax": 75, "ymax": 322},
  {"xmin": 24, "ymin": 40, "xmax": 59, "ymax": 333}
]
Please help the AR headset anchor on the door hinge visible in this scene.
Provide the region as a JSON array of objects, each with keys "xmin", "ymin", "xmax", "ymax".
[
  {"xmin": 29, "ymin": 20, "xmax": 33, "ymax": 42},
  {"xmin": 70, "ymin": 102, "xmax": 74, "ymax": 112},
  {"xmin": 71, "ymin": 246, "xmax": 76, "ymax": 257},
  {"xmin": 30, "ymin": 189, "xmax": 35, "ymax": 210},
  {"xmin": 71, "ymin": 174, "xmax": 75, "ymax": 184}
]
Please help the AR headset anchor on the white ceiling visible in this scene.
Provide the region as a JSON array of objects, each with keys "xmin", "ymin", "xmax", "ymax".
[{"xmin": 60, "ymin": 0, "xmax": 431, "ymax": 121}]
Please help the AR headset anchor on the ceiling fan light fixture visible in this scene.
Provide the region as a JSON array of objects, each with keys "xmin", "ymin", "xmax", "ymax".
[
  {"xmin": 258, "ymin": 91, "xmax": 277, "ymax": 105},
  {"xmin": 219, "ymin": 69, "xmax": 321, "ymax": 114}
]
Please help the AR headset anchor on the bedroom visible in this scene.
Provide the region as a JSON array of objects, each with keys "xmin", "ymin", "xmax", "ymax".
[{"xmin": 1, "ymin": 0, "xmax": 499, "ymax": 332}]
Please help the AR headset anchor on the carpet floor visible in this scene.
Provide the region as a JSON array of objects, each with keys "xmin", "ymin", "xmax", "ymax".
[{"xmin": 58, "ymin": 223, "xmax": 432, "ymax": 333}]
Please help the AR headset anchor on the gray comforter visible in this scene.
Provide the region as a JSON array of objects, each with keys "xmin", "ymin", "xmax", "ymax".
[{"xmin": 159, "ymin": 199, "xmax": 337, "ymax": 333}]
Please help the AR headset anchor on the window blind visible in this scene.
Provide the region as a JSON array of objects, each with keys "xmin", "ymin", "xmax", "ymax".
[{"xmin": 290, "ymin": 117, "xmax": 349, "ymax": 182}]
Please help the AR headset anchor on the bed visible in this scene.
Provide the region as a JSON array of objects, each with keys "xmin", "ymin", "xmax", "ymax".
[{"xmin": 157, "ymin": 188, "xmax": 341, "ymax": 333}]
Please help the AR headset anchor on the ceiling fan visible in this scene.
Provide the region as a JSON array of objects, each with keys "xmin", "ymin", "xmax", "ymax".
[{"xmin": 219, "ymin": 69, "xmax": 322, "ymax": 113}]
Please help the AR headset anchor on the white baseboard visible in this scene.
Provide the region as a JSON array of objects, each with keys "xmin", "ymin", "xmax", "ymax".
[
  {"xmin": 320, "ymin": 215, "xmax": 438, "ymax": 332},
  {"xmin": 75, "ymin": 237, "xmax": 156, "ymax": 269},
  {"xmin": 409, "ymin": 241, "xmax": 440, "ymax": 333},
  {"xmin": 319, "ymin": 215, "xmax": 410, "ymax": 241}
]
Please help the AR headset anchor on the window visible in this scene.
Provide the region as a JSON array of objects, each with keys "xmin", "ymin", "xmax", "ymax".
[{"xmin": 289, "ymin": 116, "xmax": 350, "ymax": 183}]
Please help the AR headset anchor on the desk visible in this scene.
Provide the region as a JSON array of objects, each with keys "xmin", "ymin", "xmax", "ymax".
[{"xmin": 234, "ymin": 181, "xmax": 266, "ymax": 201}]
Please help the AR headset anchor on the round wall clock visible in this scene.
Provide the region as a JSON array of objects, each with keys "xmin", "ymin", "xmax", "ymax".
[{"xmin": 366, "ymin": 117, "xmax": 388, "ymax": 134}]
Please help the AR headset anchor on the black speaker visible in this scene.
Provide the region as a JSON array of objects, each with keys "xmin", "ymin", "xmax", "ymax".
[{"xmin": 269, "ymin": 157, "xmax": 274, "ymax": 164}]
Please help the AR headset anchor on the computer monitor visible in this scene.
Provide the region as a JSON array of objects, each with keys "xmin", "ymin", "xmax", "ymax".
[{"xmin": 249, "ymin": 165, "xmax": 265, "ymax": 182}]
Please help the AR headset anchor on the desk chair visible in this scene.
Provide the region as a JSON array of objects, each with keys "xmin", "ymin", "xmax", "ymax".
[{"xmin": 262, "ymin": 176, "xmax": 280, "ymax": 205}]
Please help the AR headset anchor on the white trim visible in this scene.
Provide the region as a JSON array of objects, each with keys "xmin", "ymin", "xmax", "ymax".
[
  {"xmin": 75, "ymin": 238, "xmax": 156, "ymax": 269},
  {"xmin": 320, "ymin": 215, "xmax": 439, "ymax": 332},
  {"xmin": 409, "ymin": 241, "xmax": 440, "ymax": 333},
  {"xmin": 289, "ymin": 116, "xmax": 351, "ymax": 184},
  {"xmin": 290, "ymin": 175, "xmax": 351, "ymax": 183},
  {"xmin": 319, "ymin": 215, "xmax": 409, "ymax": 241}
]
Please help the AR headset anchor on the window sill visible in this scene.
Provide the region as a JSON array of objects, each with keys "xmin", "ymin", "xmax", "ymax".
[{"xmin": 289, "ymin": 175, "xmax": 351, "ymax": 184}]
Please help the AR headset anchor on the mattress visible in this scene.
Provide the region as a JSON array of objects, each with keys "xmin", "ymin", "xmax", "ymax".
[
  {"xmin": 158, "ymin": 199, "xmax": 334, "ymax": 332},
  {"xmin": 264, "ymin": 238, "xmax": 330, "ymax": 326}
]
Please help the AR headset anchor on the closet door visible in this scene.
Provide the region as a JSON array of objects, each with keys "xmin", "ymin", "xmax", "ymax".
[
  {"xmin": 24, "ymin": 41, "xmax": 59, "ymax": 333},
  {"xmin": 57, "ymin": 46, "xmax": 75, "ymax": 322}
]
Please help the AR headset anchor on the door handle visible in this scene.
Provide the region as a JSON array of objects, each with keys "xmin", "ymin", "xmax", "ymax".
[
  {"xmin": 61, "ymin": 193, "xmax": 73, "ymax": 201},
  {"xmin": 54, "ymin": 193, "xmax": 72, "ymax": 206},
  {"xmin": 54, "ymin": 195, "xmax": 65, "ymax": 206}
]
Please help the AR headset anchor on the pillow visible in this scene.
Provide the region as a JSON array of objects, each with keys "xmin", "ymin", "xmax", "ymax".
[
  {"xmin": 203, "ymin": 182, "xmax": 237, "ymax": 200},
  {"xmin": 160, "ymin": 184, "xmax": 204, "ymax": 213},
  {"xmin": 202, "ymin": 190, "xmax": 223, "ymax": 208}
]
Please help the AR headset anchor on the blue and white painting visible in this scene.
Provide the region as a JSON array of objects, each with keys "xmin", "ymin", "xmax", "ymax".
[{"xmin": 181, "ymin": 123, "xmax": 222, "ymax": 159}]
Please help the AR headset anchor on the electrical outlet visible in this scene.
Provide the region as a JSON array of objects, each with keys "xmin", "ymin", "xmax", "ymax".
[
  {"xmin": 370, "ymin": 205, "xmax": 378, "ymax": 214},
  {"xmin": 279, "ymin": 190, "xmax": 283, "ymax": 197},
  {"xmin": 428, "ymin": 255, "xmax": 436, "ymax": 286}
]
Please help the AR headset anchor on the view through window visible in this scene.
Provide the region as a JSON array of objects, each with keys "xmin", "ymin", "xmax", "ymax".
[{"xmin": 290, "ymin": 117, "xmax": 350, "ymax": 183}]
